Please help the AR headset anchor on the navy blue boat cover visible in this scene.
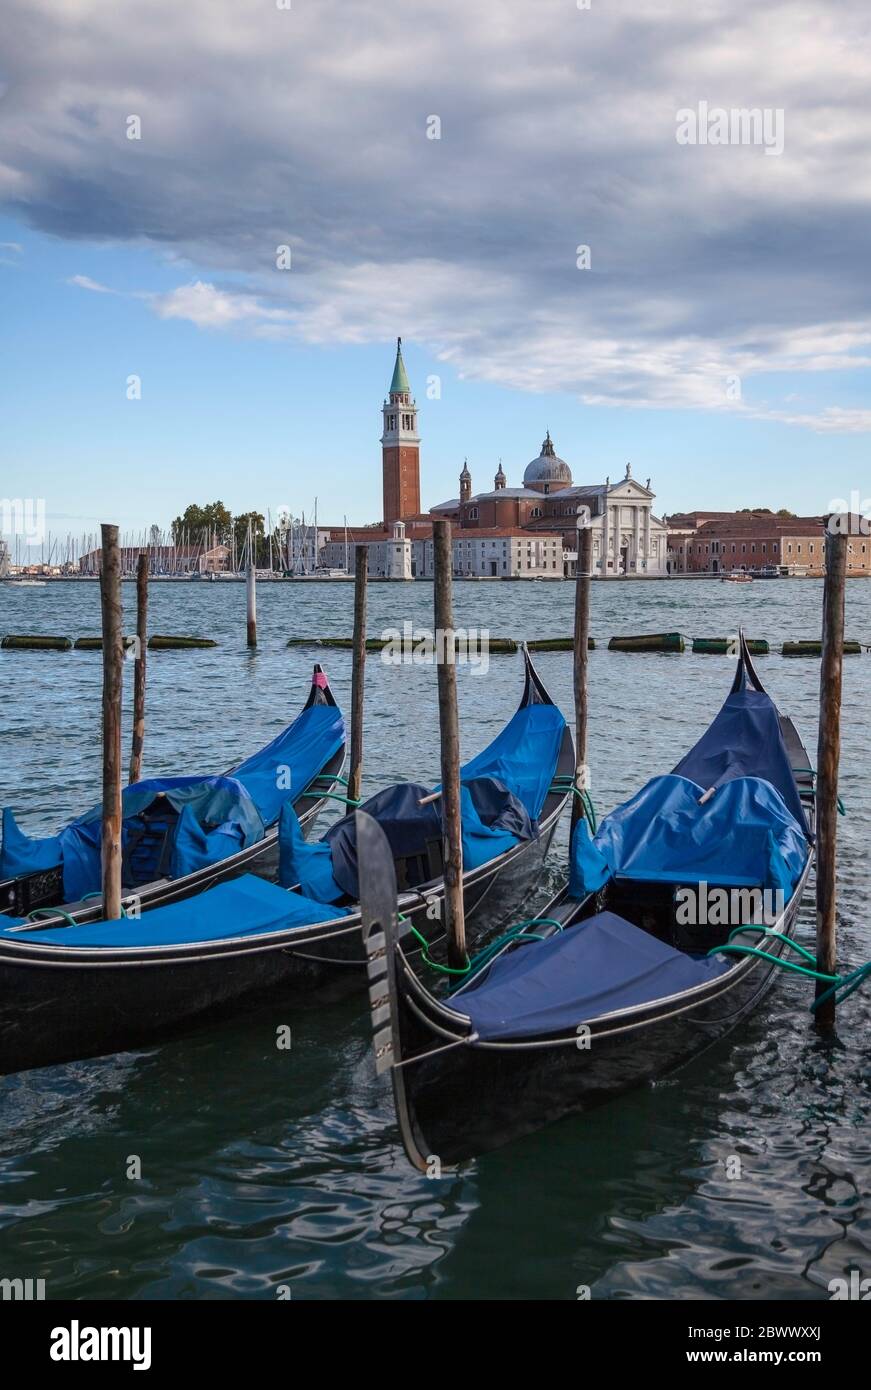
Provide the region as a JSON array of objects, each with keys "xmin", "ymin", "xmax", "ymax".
[
  {"xmin": 672, "ymin": 686, "xmax": 807, "ymax": 830},
  {"xmin": 455, "ymin": 911, "xmax": 733, "ymax": 1040},
  {"xmin": 0, "ymin": 873, "xmax": 347, "ymax": 948},
  {"xmin": 279, "ymin": 701, "xmax": 565, "ymax": 902},
  {"xmin": 0, "ymin": 701, "xmax": 345, "ymax": 902},
  {"xmin": 569, "ymin": 773, "xmax": 809, "ymax": 900}
]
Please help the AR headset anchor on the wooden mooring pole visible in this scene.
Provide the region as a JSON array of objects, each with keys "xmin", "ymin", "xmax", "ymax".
[
  {"xmin": 347, "ymin": 545, "xmax": 368, "ymax": 809},
  {"xmin": 571, "ymin": 520, "xmax": 593, "ymax": 832},
  {"xmin": 128, "ymin": 551, "xmax": 148, "ymax": 784},
  {"xmin": 433, "ymin": 519, "xmax": 467, "ymax": 971},
  {"xmin": 814, "ymin": 525, "xmax": 847, "ymax": 1028},
  {"xmin": 99, "ymin": 524, "xmax": 123, "ymax": 921},
  {"xmin": 246, "ymin": 563, "xmax": 257, "ymax": 647}
]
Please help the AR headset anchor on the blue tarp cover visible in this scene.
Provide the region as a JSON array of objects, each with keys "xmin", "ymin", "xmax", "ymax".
[
  {"xmin": 455, "ymin": 910, "xmax": 733, "ymax": 1040},
  {"xmin": 1, "ymin": 700, "xmax": 345, "ymax": 899},
  {"xmin": 672, "ymin": 687, "xmax": 808, "ymax": 830},
  {"xmin": 0, "ymin": 775, "xmax": 266, "ymax": 902},
  {"xmin": 325, "ymin": 776, "xmax": 534, "ymax": 898},
  {"xmin": 230, "ymin": 703, "xmax": 345, "ymax": 827},
  {"xmin": 279, "ymin": 802, "xmax": 345, "ymax": 902},
  {"xmin": 569, "ymin": 774, "xmax": 808, "ymax": 900},
  {"xmin": 0, "ymin": 873, "xmax": 346, "ymax": 948},
  {"xmin": 278, "ymin": 698, "xmax": 564, "ymax": 904},
  {"xmin": 459, "ymin": 702, "xmax": 565, "ymax": 821}
]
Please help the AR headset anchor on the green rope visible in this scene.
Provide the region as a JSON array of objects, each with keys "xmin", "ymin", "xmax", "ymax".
[
  {"xmin": 408, "ymin": 914, "xmax": 564, "ymax": 979},
  {"xmin": 790, "ymin": 767, "xmax": 845, "ymax": 815},
  {"xmin": 311, "ymin": 773, "xmax": 349, "ymax": 786},
  {"xmin": 707, "ymin": 926, "xmax": 870, "ymax": 1012},
  {"xmin": 315, "ymin": 790, "xmax": 361, "ymax": 806},
  {"xmin": 813, "ymin": 961, "xmax": 871, "ymax": 1012},
  {"xmin": 26, "ymin": 906, "xmax": 82, "ymax": 928},
  {"xmin": 801, "ymin": 787, "xmax": 846, "ymax": 814},
  {"xmin": 552, "ymin": 780, "xmax": 598, "ymax": 833}
]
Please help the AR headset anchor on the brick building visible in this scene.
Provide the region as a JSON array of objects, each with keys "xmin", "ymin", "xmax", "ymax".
[
  {"xmin": 432, "ymin": 440, "xmax": 669, "ymax": 576},
  {"xmin": 381, "ymin": 338, "xmax": 421, "ymax": 524}
]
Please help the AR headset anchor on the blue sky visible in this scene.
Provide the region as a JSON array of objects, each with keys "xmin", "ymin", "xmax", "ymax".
[{"xmin": 1, "ymin": 0, "xmax": 869, "ymax": 538}]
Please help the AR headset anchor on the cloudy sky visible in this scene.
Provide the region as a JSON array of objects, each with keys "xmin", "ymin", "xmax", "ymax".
[{"xmin": 1, "ymin": 0, "xmax": 869, "ymax": 532}]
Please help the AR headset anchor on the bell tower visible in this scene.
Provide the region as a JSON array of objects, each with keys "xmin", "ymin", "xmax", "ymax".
[{"xmin": 381, "ymin": 338, "xmax": 421, "ymax": 524}]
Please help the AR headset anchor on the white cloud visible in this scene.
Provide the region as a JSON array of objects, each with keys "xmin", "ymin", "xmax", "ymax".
[
  {"xmin": 1, "ymin": 0, "xmax": 869, "ymax": 428},
  {"xmin": 68, "ymin": 273, "xmax": 113, "ymax": 292},
  {"xmin": 149, "ymin": 280, "xmax": 294, "ymax": 333}
]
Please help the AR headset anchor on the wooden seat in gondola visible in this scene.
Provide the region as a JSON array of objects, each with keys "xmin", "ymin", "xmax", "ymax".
[
  {"xmin": 121, "ymin": 799, "xmax": 180, "ymax": 888},
  {"xmin": 605, "ymin": 876, "xmax": 743, "ymax": 953},
  {"xmin": 394, "ymin": 837, "xmax": 444, "ymax": 893}
]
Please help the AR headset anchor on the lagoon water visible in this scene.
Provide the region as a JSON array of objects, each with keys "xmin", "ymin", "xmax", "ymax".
[{"xmin": 0, "ymin": 577, "xmax": 868, "ymax": 1300}]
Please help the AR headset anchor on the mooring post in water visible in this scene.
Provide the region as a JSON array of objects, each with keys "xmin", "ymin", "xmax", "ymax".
[
  {"xmin": 433, "ymin": 519, "xmax": 467, "ymax": 971},
  {"xmin": 246, "ymin": 563, "xmax": 257, "ymax": 647},
  {"xmin": 571, "ymin": 519, "xmax": 593, "ymax": 832},
  {"xmin": 128, "ymin": 551, "xmax": 148, "ymax": 784},
  {"xmin": 347, "ymin": 545, "xmax": 368, "ymax": 809},
  {"xmin": 815, "ymin": 524, "xmax": 848, "ymax": 1028},
  {"xmin": 99, "ymin": 523, "xmax": 123, "ymax": 921}
]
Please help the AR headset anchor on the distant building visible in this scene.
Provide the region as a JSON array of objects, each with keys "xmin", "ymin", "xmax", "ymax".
[
  {"xmin": 414, "ymin": 528, "xmax": 563, "ymax": 579},
  {"xmin": 667, "ymin": 514, "xmax": 833, "ymax": 575},
  {"xmin": 322, "ymin": 343, "xmax": 669, "ymax": 578},
  {"xmin": 319, "ymin": 523, "xmax": 562, "ymax": 579},
  {"xmin": 362, "ymin": 521, "xmax": 414, "ymax": 580},
  {"xmin": 0, "ymin": 539, "xmax": 9, "ymax": 578},
  {"xmin": 675, "ymin": 511, "xmax": 871, "ymax": 575},
  {"xmin": 79, "ymin": 544, "xmax": 230, "ymax": 576},
  {"xmin": 381, "ymin": 338, "xmax": 421, "ymax": 524},
  {"xmin": 432, "ymin": 438, "xmax": 669, "ymax": 576}
]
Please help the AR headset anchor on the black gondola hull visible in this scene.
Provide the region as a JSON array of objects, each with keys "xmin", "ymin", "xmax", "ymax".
[
  {"xmin": 369, "ymin": 637, "xmax": 819, "ymax": 1169},
  {"xmin": 394, "ymin": 880, "xmax": 808, "ymax": 1167},
  {"xmin": 0, "ymin": 792, "xmax": 565, "ymax": 1074},
  {"xmin": 0, "ymin": 650, "xmax": 572, "ymax": 1075}
]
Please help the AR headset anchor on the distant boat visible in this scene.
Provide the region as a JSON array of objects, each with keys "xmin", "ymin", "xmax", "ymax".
[
  {"xmin": 721, "ymin": 573, "xmax": 753, "ymax": 584},
  {"xmin": 5, "ymin": 579, "xmax": 47, "ymax": 587}
]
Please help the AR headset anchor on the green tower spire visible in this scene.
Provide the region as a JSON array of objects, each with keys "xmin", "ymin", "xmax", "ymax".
[{"xmin": 389, "ymin": 336, "xmax": 411, "ymax": 396}]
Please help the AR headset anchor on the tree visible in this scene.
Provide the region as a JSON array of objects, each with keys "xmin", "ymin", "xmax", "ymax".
[
  {"xmin": 776, "ymin": 508, "xmax": 796, "ymax": 518},
  {"xmin": 233, "ymin": 512, "xmax": 267, "ymax": 565},
  {"xmin": 171, "ymin": 501, "xmax": 233, "ymax": 545}
]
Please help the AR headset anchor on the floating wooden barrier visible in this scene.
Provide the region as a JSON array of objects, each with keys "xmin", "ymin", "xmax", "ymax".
[
  {"xmin": 288, "ymin": 635, "xmax": 592, "ymax": 654},
  {"xmin": 288, "ymin": 637, "xmax": 391, "ymax": 651},
  {"xmin": 1, "ymin": 634, "xmax": 73, "ymax": 651},
  {"xmin": 608, "ymin": 632, "xmax": 685, "ymax": 653},
  {"xmin": 692, "ymin": 637, "xmax": 770, "ymax": 655},
  {"xmin": 147, "ymin": 634, "xmax": 217, "ymax": 650},
  {"xmin": 526, "ymin": 637, "xmax": 596, "ymax": 652},
  {"xmin": 73, "ymin": 636, "xmax": 104, "ymax": 650},
  {"xmin": 782, "ymin": 639, "xmax": 861, "ymax": 657}
]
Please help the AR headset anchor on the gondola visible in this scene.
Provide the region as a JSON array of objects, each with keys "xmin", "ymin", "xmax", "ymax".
[
  {"xmin": 362, "ymin": 634, "xmax": 816, "ymax": 1169},
  {"xmin": 0, "ymin": 647, "xmax": 573, "ymax": 1075},
  {"xmin": 0, "ymin": 664, "xmax": 346, "ymax": 925}
]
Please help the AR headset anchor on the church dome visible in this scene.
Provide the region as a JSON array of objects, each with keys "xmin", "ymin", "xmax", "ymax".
[{"xmin": 523, "ymin": 432, "xmax": 572, "ymax": 489}]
